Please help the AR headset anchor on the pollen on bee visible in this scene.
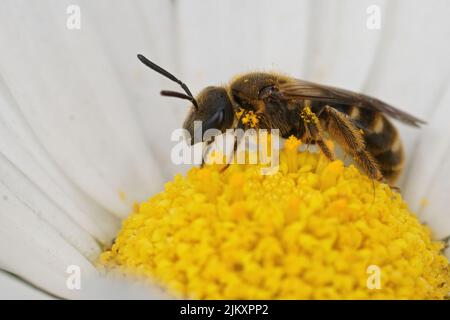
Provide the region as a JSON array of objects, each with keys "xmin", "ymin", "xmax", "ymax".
[
  {"xmin": 300, "ymin": 105, "xmax": 319, "ymax": 124},
  {"xmin": 241, "ymin": 110, "xmax": 259, "ymax": 128},
  {"xmin": 235, "ymin": 108, "xmax": 245, "ymax": 118}
]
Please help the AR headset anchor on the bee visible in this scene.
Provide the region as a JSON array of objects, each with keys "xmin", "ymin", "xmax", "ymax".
[{"xmin": 137, "ymin": 54, "xmax": 425, "ymax": 183}]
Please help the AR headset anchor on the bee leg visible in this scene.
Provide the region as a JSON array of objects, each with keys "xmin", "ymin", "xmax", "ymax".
[
  {"xmin": 316, "ymin": 139, "xmax": 335, "ymax": 161},
  {"xmin": 220, "ymin": 138, "xmax": 236, "ymax": 172},
  {"xmin": 384, "ymin": 180, "xmax": 401, "ymax": 192},
  {"xmin": 440, "ymin": 235, "xmax": 450, "ymax": 252},
  {"xmin": 220, "ymin": 114, "xmax": 246, "ymax": 172},
  {"xmin": 201, "ymin": 139, "xmax": 215, "ymax": 168},
  {"xmin": 323, "ymin": 106, "xmax": 383, "ymax": 181},
  {"xmin": 304, "ymin": 137, "xmax": 314, "ymax": 152},
  {"xmin": 302, "ymin": 115, "xmax": 335, "ymax": 161}
]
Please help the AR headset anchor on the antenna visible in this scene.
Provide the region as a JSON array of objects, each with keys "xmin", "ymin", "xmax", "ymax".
[
  {"xmin": 160, "ymin": 90, "xmax": 197, "ymax": 103},
  {"xmin": 137, "ymin": 54, "xmax": 198, "ymax": 109}
]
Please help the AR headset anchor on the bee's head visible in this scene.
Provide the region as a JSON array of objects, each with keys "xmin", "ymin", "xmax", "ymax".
[
  {"xmin": 182, "ymin": 86, "xmax": 234, "ymax": 145},
  {"xmin": 137, "ymin": 54, "xmax": 234, "ymax": 145}
]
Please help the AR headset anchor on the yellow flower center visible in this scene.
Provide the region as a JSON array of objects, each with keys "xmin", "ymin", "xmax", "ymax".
[{"xmin": 100, "ymin": 138, "xmax": 449, "ymax": 299}]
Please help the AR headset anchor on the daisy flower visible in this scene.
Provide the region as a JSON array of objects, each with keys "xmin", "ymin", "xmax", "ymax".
[{"xmin": 0, "ymin": 0, "xmax": 449, "ymax": 299}]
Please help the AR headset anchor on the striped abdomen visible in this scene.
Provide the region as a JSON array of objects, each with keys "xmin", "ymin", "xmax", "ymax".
[{"xmin": 333, "ymin": 104, "xmax": 404, "ymax": 183}]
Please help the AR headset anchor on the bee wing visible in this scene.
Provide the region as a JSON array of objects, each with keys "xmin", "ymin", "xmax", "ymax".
[{"xmin": 279, "ymin": 79, "xmax": 426, "ymax": 127}]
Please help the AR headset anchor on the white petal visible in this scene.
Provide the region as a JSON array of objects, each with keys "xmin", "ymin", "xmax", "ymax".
[
  {"xmin": 299, "ymin": 0, "xmax": 387, "ymax": 89},
  {"xmin": 0, "ymin": 182, "xmax": 98, "ymax": 298},
  {"xmin": 0, "ymin": 81, "xmax": 120, "ymax": 244},
  {"xmin": 0, "ymin": 270, "xmax": 53, "ymax": 300},
  {"xmin": 403, "ymin": 84, "xmax": 450, "ymax": 244},
  {"xmin": 0, "ymin": 1, "xmax": 165, "ymax": 217},
  {"xmin": 176, "ymin": 0, "xmax": 311, "ymax": 86},
  {"xmin": 0, "ymin": 0, "xmax": 174, "ymax": 297},
  {"xmin": 359, "ymin": 0, "xmax": 450, "ymax": 178}
]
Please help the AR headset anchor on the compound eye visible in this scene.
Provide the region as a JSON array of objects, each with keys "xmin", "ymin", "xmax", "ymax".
[
  {"xmin": 258, "ymin": 85, "xmax": 278, "ymax": 100},
  {"xmin": 204, "ymin": 109, "xmax": 225, "ymax": 132},
  {"xmin": 209, "ymin": 109, "xmax": 225, "ymax": 127},
  {"xmin": 216, "ymin": 109, "xmax": 224, "ymax": 126}
]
